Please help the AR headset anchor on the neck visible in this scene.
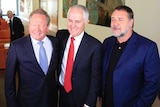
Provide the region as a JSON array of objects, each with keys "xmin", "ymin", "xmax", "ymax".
[{"xmin": 117, "ymin": 30, "xmax": 133, "ymax": 43}]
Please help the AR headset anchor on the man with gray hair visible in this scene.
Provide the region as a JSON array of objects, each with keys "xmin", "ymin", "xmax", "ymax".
[
  {"xmin": 56, "ymin": 4, "xmax": 102, "ymax": 107},
  {"xmin": 7, "ymin": 10, "xmax": 24, "ymax": 42}
]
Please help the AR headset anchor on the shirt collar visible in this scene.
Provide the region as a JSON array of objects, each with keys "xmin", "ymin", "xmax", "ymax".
[
  {"xmin": 69, "ymin": 32, "xmax": 84, "ymax": 42},
  {"xmin": 30, "ymin": 36, "xmax": 48, "ymax": 45}
]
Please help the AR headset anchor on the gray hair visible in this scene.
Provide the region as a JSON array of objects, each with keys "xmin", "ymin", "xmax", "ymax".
[
  {"xmin": 29, "ymin": 8, "xmax": 50, "ymax": 26},
  {"xmin": 67, "ymin": 4, "xmax": 89, "ymax": 21}
]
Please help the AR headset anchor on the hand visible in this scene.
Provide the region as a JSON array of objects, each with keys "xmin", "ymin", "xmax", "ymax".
[
  {"xmin": 98, "ymin": 97, "xmax": 102, "ymax": 106},
  {"xmin": 158, "ymin": 94, "xmax": 160, "ymax": 100},
  {"xmin": 83, "ymin": 104, "xmax": 89, "ymax": 107}
]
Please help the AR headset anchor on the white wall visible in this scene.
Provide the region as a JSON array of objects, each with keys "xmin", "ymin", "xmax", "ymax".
[
  {"xmin": 58, "ymin": 0, "xmax": 160, "ymax": 51},
  {"xmin": 1, "ymin": 0, "xmax": 17, "ymax": 15},
  {"xmin": 126, "ymin": 0, "xmax": 160, "ymax": 51}
]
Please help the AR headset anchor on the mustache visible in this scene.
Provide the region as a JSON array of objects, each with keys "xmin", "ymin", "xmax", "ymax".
[{"xmin": 112, "ymin": 26, "xmax": 120, "ymax": 30}]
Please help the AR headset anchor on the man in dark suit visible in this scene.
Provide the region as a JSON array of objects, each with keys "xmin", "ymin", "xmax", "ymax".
[
  {"xmin": 7, "ymin": 10, "xmax": 24, "ymax": 42},
  {"xmin": 101, "ymin": 5, "xmax": 160, "ymax": 107},
  {"xmin": 5, "ymin": 8, "xmax": 59, "ymax": 107},
  {"xmin": 56, "ymin": 5, "xmax": 102, "ymax": 107}
]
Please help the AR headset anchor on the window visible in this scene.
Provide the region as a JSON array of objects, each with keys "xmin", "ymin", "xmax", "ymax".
[{"xmin": 1, "ymin": 0, "xmax": 17, "ymax": 19}]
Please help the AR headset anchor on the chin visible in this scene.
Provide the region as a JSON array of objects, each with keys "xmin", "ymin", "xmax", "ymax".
[{"xmin": 113, "ymin": 34, "xmax": 120, "ymax": 37}]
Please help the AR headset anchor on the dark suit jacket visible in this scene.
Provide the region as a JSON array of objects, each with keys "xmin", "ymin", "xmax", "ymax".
[
  {"xmin": 56, "ymin": 30, "xmax": 102, "ymax": 107},
  {"xmin": 11, "ymin": 16, "xmax": 24, "ymax": 41},
  {"xmin": 5, "ymin": 35, "xmax": 59, "ymax": 107},
  {"xmin": 102, "ymin": 31, "xmax": 160, "ymax": 107}
]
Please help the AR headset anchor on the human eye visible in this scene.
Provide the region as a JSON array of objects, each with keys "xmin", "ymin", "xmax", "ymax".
[
  {"xmin": 31, "ymin": 24, "xmax": 36, "ymax": 27},
  {"xmin": 39, "ymin": 25, "xmax": 45, "ymax": 28},
  {"xmin": 111, "ymin": 18, "xmax": 115, "ymax": 22},
  {"xmin": 75, "ymin": 20, "xmax": 81, "ymax": 23},
  {"xmin": 68, "ymin": 19, "xmax": 73, "ymax": 23},
  {"xmin": 119, "ymin": 18, "xmax": 124, "ymax": 21}
]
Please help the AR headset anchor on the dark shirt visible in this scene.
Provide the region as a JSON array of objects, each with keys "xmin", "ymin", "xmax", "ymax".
[{"xmin": 104, "ymin": 38, "xmax": 128, "ymax": 107}]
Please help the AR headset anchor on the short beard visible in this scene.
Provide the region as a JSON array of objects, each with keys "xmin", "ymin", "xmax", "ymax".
[{"xmin": 113, "ymin": 32, "xmax": 125, "ymax": 38}]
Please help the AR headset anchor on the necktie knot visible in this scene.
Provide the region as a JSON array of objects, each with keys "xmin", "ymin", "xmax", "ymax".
[
  {"xmin": 71, "ymin": 37, "xmax": 75, "ymax": 42},
  {"xmin": 38, "ymin": 41, "xmax": 43, "ymax": 46}
]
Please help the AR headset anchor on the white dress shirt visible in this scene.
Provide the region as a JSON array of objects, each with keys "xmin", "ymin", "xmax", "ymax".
[
  {"xmin": 30, "ymin": 36, "xmax": 53, "ymax": 66},
  {"xmin": 59, "ymin": 32, "xmax": 84, "ymax": 85}
]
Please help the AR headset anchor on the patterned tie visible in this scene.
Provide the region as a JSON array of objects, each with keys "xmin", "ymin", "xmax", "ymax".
[
  {"xmin": 38, "ymin": 41, "xmax": 48, "ymax": 75},
  {"xmin": 64, "ymin": 37, "xmax": 75, "ymax": 93}
]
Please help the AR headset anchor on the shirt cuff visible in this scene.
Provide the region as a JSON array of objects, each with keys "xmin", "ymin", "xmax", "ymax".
[{"xmin": 84, "ymin": 104, "xmax": 90, "ymax": 107}]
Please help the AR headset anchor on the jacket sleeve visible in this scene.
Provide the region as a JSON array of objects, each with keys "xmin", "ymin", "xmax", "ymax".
[
  {"xmin": 129, "ymin": 43, "xmax": 160, "ymax": 107},
  {"xmin": 5, "ymin": 43, "xmax": 18, "ymax": 107}
]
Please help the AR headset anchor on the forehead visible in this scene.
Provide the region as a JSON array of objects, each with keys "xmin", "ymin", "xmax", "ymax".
[
  {"xmin": 7, "ymin": 11, "xmax": 12, "ymax": 15},
  {"xmin": 29, "ymin": 14, "xmax": 47, "ymax": 25},
  {"xmin": 111, "ymin": 10, "xmax": 128, "ymax": 18},
  {"xmin": 68, "ymin": 8, "xmax": 84, "ymax": 19},
  {"xmin": 30, "ymin": 14, "xmax": 46, "ymax": 20}
]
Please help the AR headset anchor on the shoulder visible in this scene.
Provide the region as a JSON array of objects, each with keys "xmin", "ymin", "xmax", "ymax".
[
  {"xmin": 9, "ymin": 36, "xmax": 30, "ymax": 51},
  {"xmin": 47, "ymin": 35, "xmax": 58, "ymax": 42},
  {"xmin": 56, "ymin": 29, "xmax": 69, "ymax": 35},
  {"xmin": 13, "ymin": 16, "xmax": 22, "ymax": 22},
  {"xmin": 56, "ymin": 30, "xmax": 69, "ymax": 42},
  {"xmin": 84, "ymin": 32, "xmax": 102, "ymax": 45},
  {"xmin": 132, "ymin": 32, "xmax": 157, "ymax": 47},
  {"xmin": 13, "ymin": 16, "xmax": 20, "ymax": 20},
  {"xmin": 47, "ymin": 35, "xmax": 59, "ymax": 46},
  {"xmin": 12, "ymin": 36, "xmax": 29, "ymax": 45},
  {"xmin": 103, "ymin": 36, "xmax": 115, "ymax": 45},
  {"xmin": 56, "ymin": 29, "xmax": 69, "ymax": 37}
]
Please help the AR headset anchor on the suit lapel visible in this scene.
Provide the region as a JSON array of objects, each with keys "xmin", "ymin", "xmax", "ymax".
[
  {"xmin": 102, "ymin": 37, "xmax": 115, "ymax": 80},
  {"xmin": 24, "ymin": 36, "xmax": 44, "ymax": 75},
  {"xmin": 73, "ymin": 33, "xmax": 89, "ymax": 71},
  {"xmin": 115, "ymin": 33, "xmax": 137, "ymax": 69},
  {"xmin": 47, "ymin": 36, "xmax": 58, "ymax": 74},
  {"xmin": 58, "ymin": 32, "xmax": 69, "ymax": 69}
]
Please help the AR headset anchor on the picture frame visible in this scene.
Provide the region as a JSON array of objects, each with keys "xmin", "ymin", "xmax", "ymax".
[
  {"xmin": 19, "ymin": 0, "xmax": 32, "ymax": 14},
  {"xmin": 20, "ymin": 0, "xmax": 24, "ymax": 12},
  {"xmin": 61, "ymin": 0, "xmax": 125, "ymax": 27},
  {"xmin": 62, "ymin": 0, "xmax": 78, "ymax": 18},
  {"xmin": 39, "ymin": 0, "xmax": 58, "ymax": 32},
  {"xmin": 58, "ymin": 0, "xmax": 113, "ymax": 42},
  {"xmin": 86, "ymin": 0, "xmax": 125, "ymax": 27}
]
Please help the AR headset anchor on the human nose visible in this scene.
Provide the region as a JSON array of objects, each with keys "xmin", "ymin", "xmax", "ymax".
[
  {"xmin": 111, "ymin": 20, "xmax": 119, "ymax": 26},
  {"xmin": 70, "ymin": 21, "xmax": 76, "ymax": 27},
  {"xmin": 32, "ymin": 24, "xmax": 43, "ymax": 30}
]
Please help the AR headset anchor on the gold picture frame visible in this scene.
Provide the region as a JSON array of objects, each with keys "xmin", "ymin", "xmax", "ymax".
[{"xmin": 39, "ymin": 0, "xmax": 58, "ymax": 32}]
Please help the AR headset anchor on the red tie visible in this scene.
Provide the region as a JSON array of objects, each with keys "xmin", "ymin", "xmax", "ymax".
[{"xmin": 64, "ymin": 37, "xmax": 75, "ymax": 93}]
